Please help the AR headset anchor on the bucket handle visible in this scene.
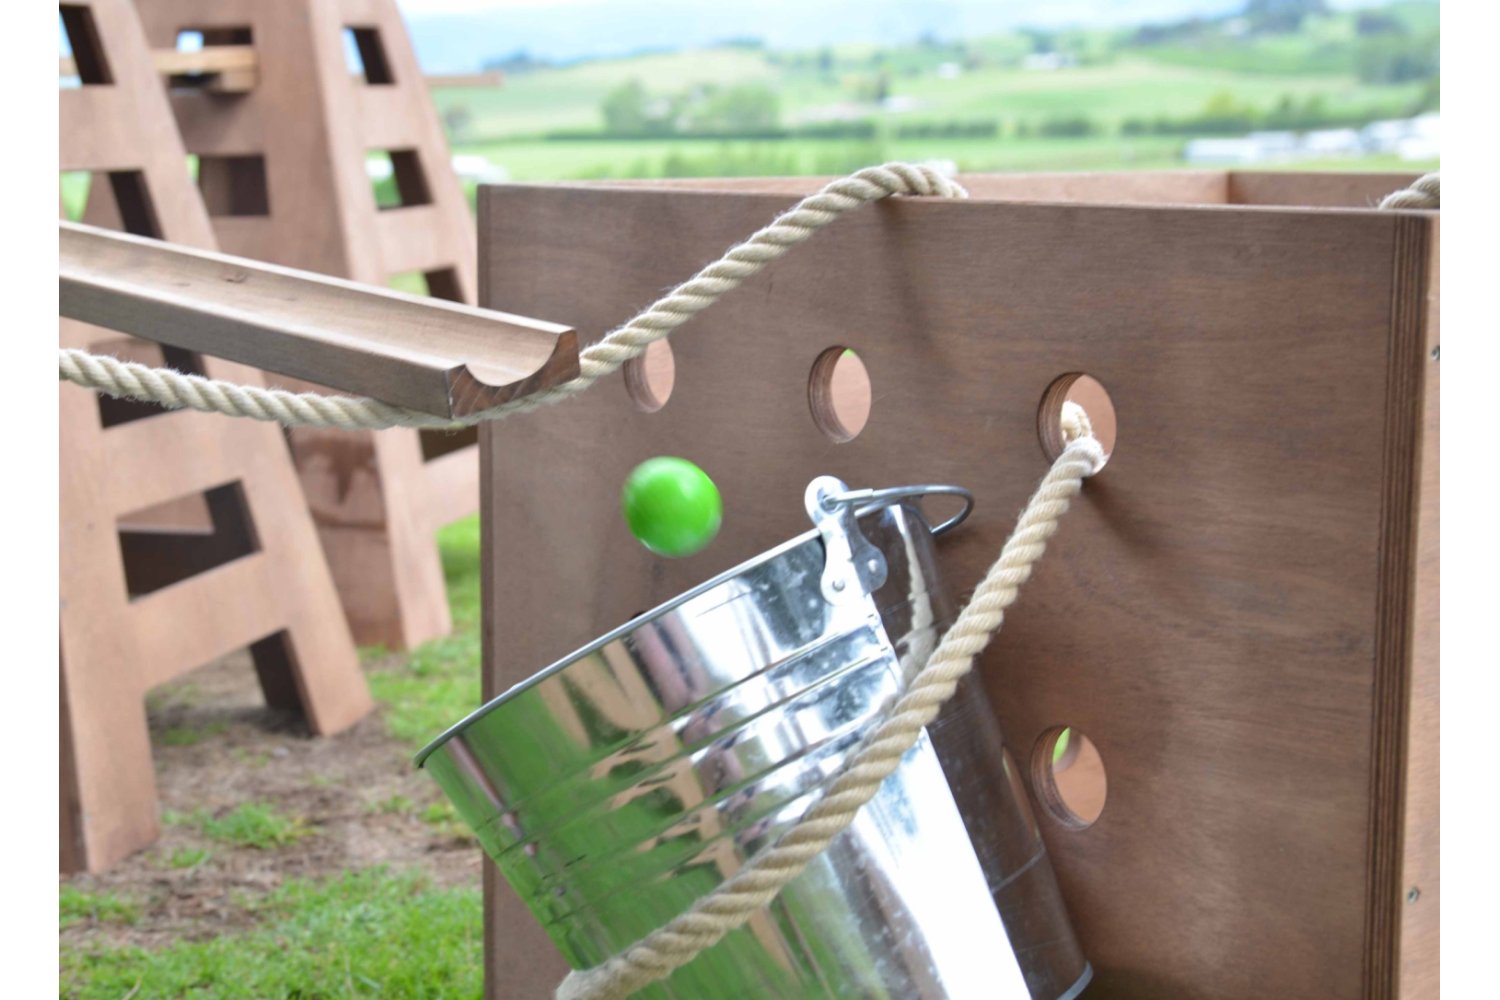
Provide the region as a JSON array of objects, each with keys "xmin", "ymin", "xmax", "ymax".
[{"xmin": 821, "ymin": 483, "xmax": 975, "ymax": 537}]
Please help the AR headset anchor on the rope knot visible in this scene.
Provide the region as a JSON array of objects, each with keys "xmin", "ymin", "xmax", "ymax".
[
  {"xmin": 1060, "ymin": 400, "xmax": 1107, "ymax": 477},
  {"xmin": 1379, "ymin": 172, "xmax": 1439, "ymax": 210}
]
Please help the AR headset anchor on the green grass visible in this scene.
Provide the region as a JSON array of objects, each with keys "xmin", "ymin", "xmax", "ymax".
[
  {"xmin": 453, "ymin": 131, "xmax": 1435, "ymax": 190},
  {"xmin": 367, "ymin": 516, "xmax": 484, "ymax": 749},
  {"xmin": 60, "ymin": 868, "xmax": 483, "ymax": 1000},
  {"xmin": 432, "ymin": 8, "xmax": 1435, "ymax": 186},
  {"xmin": 158, "ymin": 722, "xmax": 228, "ymax": 747},
  {"xmin": 434, "ymin": 34, "xmax": 1428, "ymax": 146},
  {"xmin": 166, "ymin": 847, "xmax": 213, "ymax": 870},
  {"xmin": 369, "ymin": 794, "xmax": 415, "ymax": 816},
  {"xmin": 60, "ymin": 887, "xmax": 142, "ymax": 930},
  {"xmin": 166, "ymin": 802, "xmax": 315, "ymax": 850}
]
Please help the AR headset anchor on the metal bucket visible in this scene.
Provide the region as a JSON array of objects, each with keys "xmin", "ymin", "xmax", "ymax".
[{"xmin": 418, "ymin": 478, "xmax": 1091, "ymax": 999}]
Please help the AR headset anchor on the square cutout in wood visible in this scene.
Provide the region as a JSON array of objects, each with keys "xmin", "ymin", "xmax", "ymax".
[
  {"xmin": 389, "ymin": 266, "xmax": 464, "ymax": 302},
  {"xmin": 60, "ymin": 5, "xmax": 112, "ymax": 86},
  {"xmin": 170, "ymin": 26, "xmax": 255, "ymax": 91},
  {"xmin": 368, "ymin": 150, "xmax": 432, "ymax": 210},
  {"xmin": 196, "ymin": 155, "xmax": 271, "ymax": 217},
  {"xmin": 344, "ymin": 27, "xmax": 396, "ymax": 85},
  {"xmin": 117, "ymin": 482, "xmax": 259, "ymax": 598},
  {"xmin": 60, "ymin": 170, "xmax": 162, "ymax": 239}
]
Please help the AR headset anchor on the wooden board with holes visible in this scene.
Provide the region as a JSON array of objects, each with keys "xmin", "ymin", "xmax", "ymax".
[
  {"xmin": 58, "ymin": 0, "xmax": 370, "ymax": 874},
  {"xmin": 131, "ymin": 0, "xmax": 482, "ymax": 650},
  {"xmin": 475, "ymin": 171, "xmax": 1438, "ymax": 999}
]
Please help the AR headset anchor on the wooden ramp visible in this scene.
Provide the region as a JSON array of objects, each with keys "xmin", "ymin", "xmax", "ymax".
[
  {"xmin": 133, "ymin": 0, "xmax": 485, "ymax": 651},
  {"xmin": 59, "ymin": 0, "xmax": 371, "ymax": 873}
]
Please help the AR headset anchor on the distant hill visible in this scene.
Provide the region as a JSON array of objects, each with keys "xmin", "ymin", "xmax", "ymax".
[
  {"xmin": 401, "ymin": 0, "xmax": 1422, "ymax": 71},
  {"xmin": 402, "ymin": 0, "xmax": 1250, "ymax": 72}
]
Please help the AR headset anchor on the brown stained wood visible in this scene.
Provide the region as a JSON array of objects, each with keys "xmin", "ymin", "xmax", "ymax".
[
  {"xmin": 426, "ymin": 71, "xmax": 506, "ymax": 88},
  {"xmin": 1227, "ymin": 171, "xmax": 1428, "ymax": 209},
  {"xmin": 586, "ymin": 169, "xmax": 1424, "ymax": 210},
  {"xmin": 61, "ymin": 222, "xmax": 577, "ymax": 418},
  {"xmin": 59, "ymin": 0, "xmax": 369, "ymax": 874},
  {"xmin": 63, "ymin": 44, "xmax": 257, "ymax": 93},
  {"xmin": 582, "ymin": 171, "xmax": 1226, "ymax": 204},
  {"xmin": 1396, "ymin": 218, "xmax": 1439, "ymax": 999},
  {"xmin": 63, "ymin": 48, "xmax": 502, "ymax": 93},
  {"xmin": 135, "ymin": 0, "xmax": 486, "ymax": 650},
  {"xmin": 477, "ymin": 176, "xmax": 1438, "ymax": 999}
]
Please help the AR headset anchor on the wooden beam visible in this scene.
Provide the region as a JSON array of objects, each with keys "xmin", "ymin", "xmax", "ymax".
[
  {"xmin": 425, "ymin": 71, "xmax": 505, "ymax": 88},
  {"xmin": 60, "ymin": 221, "xmax": 577, "ymax": 419},
  {"xmin": 61, "ymin": 48, "xmax": 501, "ymax": 91}
]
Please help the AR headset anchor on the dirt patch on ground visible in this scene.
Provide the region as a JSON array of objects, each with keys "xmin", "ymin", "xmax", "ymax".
[{"xmin": 61, "ymin": 651, "xmax": 481, "ymax": 953}]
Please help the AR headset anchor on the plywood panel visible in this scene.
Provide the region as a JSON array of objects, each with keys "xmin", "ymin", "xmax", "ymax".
[{"xmin": 476, "ymin": 178, "xmax": 1436, "ymax": 998}]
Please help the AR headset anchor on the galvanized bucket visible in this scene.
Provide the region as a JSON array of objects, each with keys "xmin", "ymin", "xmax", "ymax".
[{"xmin": 418, "ymin": 478, "xmax": 1092, "ymax": 999}]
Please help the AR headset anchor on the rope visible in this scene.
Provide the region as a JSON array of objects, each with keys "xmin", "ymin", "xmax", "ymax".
[
  {"xmin": 57, "ymin": 163, "xmax": 968, "ymax": 430},
  {"xmin": 56, "ymin": 349, "xmax": 465, "ymax": 431},
  {"xmin": 558, "ymin": 404, "xmax": 1106, "ymax": 1000},
  {"xmin": 1379, "ymin": 172, "xmax": 1439, "ymax": 210}
]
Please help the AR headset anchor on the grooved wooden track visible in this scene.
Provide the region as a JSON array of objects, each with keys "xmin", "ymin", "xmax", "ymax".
[{"xmin": 475, "ymin": 171, "xmax": 1438, "ymax": 999}]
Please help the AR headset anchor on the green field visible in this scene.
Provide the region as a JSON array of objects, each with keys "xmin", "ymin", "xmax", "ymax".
[{"xmin": 432, "ymin": 3, "xmax": 1438, "ymax": 183}]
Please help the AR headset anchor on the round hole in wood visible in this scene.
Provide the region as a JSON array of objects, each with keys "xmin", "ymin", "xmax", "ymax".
[
  {"xmin": 1032, "ymin": 726, "xmax": 1107, "ymax": 829},
  {"xmin": 809, "ymin": 347, "xmax": 872, "ymax": 442},
  {"xmin": 624, "ymin": 340, "xmax": 676, "ymax": 412},
  {"xmin": 1038, "ymin": 373, "xmax": 1116, "ymax": 467}
]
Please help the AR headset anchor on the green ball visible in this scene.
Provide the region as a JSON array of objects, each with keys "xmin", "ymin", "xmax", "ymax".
[{"xmin": 622, "ymin": 457, "xmax": 722, "ymax": 557}]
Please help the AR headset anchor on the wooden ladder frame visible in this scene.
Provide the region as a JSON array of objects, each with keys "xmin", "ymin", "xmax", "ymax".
[
  {"xmin": 133, "ymin": 0, "xmax": 485, "ymax": 650},
  {"xmin": 58, "ymin": 0, "xmax": 371, "ymax": 873}
]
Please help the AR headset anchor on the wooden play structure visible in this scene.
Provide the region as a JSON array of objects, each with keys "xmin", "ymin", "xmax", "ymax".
[
  {"xmin": 128, "ymin": 0, "xmax": 484, "ymax": 650},
  {"xmin": 472, "ymin": 171, "xmax": 1438, "ymax": 999},
  {"xmin": 58, "ymin": 0, "xmax": 371, "ymax": 873},
  {"xmin": 57, "ymin": 24, "xmax": 1439, "ymax": 979}
]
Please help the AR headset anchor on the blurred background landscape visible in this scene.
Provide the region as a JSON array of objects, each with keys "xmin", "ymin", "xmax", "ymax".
[{"xmin": 405, "ymin": 0, "xmax": 1439, "ymax": 188}]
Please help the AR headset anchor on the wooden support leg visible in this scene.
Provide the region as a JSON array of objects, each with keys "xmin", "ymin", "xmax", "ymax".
[
  {"xmin": 59, "ymin": 650, "xmax": 160, "ymax": 874},
  {"xmin": 291, "ymin": 427, "xmax": 452, "ymax": 652}
]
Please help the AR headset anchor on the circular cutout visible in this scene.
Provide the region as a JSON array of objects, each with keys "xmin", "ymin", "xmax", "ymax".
[
  {"xmin": 809, "ymin": 347, "xmax": 872, "ymax": 442},
  {"xmin": 1032, "ymin": 726, "xmax": 1107, "ymax": 829},
  {"xmin": 624, "ymin": 340, "xmax": 676, "ymax": 412},
  {"xmin": 1037, "ymin": 373, "xmax": 1116, "ymax": 466}
]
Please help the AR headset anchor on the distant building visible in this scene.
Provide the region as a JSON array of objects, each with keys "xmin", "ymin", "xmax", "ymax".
[
  {"xmin": 1183, "ymin": 138, "xmax": 1275, "ymax": 165},
  {"xmin": 451, "ymin": 155, "xmax": 509, "ymax": 184},
  {"xmin": 1301, "ymin": 128, "xmax": 1363, "ymax": 157},
  {"xmin": 1183, "ymin": 114, "xmax": 1439, "ymax": 166},
  {"xmin": 1022, "ymin": 52, "xmax": 1075, "ymax": 71}
]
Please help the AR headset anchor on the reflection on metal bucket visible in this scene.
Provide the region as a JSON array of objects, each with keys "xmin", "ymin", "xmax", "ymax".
[{"xmin": 418, "ymin": 480, "xmax": 1091, "ymax": 999}]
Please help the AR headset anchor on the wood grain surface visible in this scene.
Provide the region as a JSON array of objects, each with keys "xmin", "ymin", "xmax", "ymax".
[
  {"xmin": 60, "ymin": 221, "xmax": 577, "ymax": 419},
  {"xmin": 475, "ymin": 173, "xmax": 1437, "ymax": 998}
]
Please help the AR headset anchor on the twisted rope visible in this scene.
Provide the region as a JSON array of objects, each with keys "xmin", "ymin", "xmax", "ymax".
[
  {"xmin": 58, "ymin": 163, "xmax": 967, "ymax": 429},
  {"xmin": 56, "ymin": 349, "xmax": 466, "ymax": 431},
  {"xmin": 558, "ymin": 405, "xmax": 1106, "ymax": 1000},
  {"xmin": 1379, "ymin": 172, "xmax": 1439, "ymax": 210}
]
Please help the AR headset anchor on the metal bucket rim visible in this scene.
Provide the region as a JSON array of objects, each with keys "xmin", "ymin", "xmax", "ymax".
[{"xmin": 414, "ymin": 490, "xmax": 966, "ymax": 767}]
